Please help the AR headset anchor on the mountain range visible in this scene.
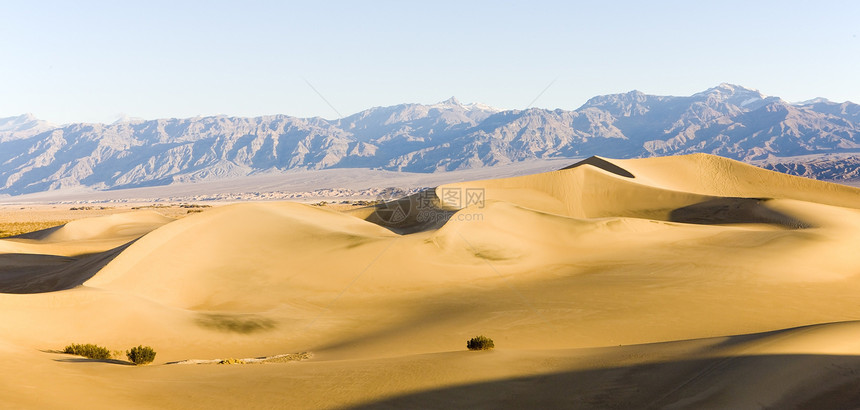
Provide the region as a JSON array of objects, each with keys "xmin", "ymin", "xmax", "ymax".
[{"xmin": 1, "ymin": 83, "xmax": 858, "ymax": 195}]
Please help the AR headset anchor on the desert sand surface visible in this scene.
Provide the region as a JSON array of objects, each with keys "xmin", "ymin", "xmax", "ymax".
[
  {"xmin": 2, "ymin": 153, "xmax": 860, "ymax": 409},
  {"xmin": 0, "ymin": 203, "xmax": 216, "ymax": 238},
  {"xmin": 0, "ymin": 158, "xmax": 574, "ymax": 205}
]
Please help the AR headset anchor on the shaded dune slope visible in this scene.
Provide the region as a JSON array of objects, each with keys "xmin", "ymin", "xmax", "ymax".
[
  {"xmin": 0, "ymin": 242, "xmax": 133, "ymax": 293},
  {"xmin": 347, "ymin": 189, "xmax": 453, "ymax": 234},
  {"xmin": 559, "ymin": 155, "xmax": 635, "ymax": 178},
  {"xmin": 348, "ymin": 321, "xmax": 860, "ymax": 410},
  {"xmin": 0, "ymin": 211, "xmax": 173, "ymax": 293}
]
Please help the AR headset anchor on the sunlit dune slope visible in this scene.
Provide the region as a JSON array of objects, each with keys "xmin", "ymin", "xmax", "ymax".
[
  {"xmin": 84, "ymin": 202, "xmax": 398, "ymax": 310},
  {"xmin": 616, "ymin": 153, "xmax": 860, "ymax": 208},
  {"xmin": 47, "ymin": 154, "xmax": 858, "ymax": 355},
  {"xmin": 3, "ymin": 153, "xmax": 860, "ymax": 409},
  {"xmin": 438, "ymin": 154, "xmax": 860, "ymax": 220}
]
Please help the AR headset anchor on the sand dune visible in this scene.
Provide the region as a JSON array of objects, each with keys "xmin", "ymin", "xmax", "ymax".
[
  {"xmin": 0, "ymin": 211, "xmax": 174, "ymax": 293},
  {"xmin": 2, "ymin": 153, "xmax": 860, "ymax": 408},
  {"xmin": 0, "ymin": 211, "xmax": 174, "ymax": 256}
]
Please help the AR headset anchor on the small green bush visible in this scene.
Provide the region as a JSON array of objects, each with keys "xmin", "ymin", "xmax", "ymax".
[
  {"xmin": 126, "ymin": 345, "xmax": 157, "ymax": 365},
  {"xmin": 63, "ymin": 343, "xmax": 112, "ymax": 360},
  {"xmin": 466, "ymin": 335, "xmax": 495, "ymax": 351}
]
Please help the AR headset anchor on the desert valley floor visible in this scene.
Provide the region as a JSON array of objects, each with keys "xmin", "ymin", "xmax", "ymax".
[{"xmin": 2, "ymin": 154, "xmax": 860, "ymax": 409}]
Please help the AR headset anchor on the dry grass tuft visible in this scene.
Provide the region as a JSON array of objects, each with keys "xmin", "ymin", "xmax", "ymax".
[{"xmin": 0, "ymin": 221, "xmax": 68, "ymax": 238}]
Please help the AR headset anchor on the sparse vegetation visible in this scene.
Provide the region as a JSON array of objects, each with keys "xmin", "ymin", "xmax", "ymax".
[
  {"xmin": 63, "ymin": 343, "xmax": 112, "ymax": 360},
  {"xmin": 351, "ymin": 200, "xmax": 384, "ymax": 206},
  {"xmin": 466, "ymin": 335, "xmax": 495, "ymax": 351},
  {"xmin": 179, "ymin": 204, "xmax": 211, "ymax": 208},
  {"xmin": 126, "ymin": 345, "xmax": 157, "ymax": 365},
  {"xmin": 69, "ymin": 206, "xmax": 113, "ymax": 210},
  {"xmin": 258, "ymin": 352, "xmax": 313, "ymax": 363},
  {"xmin": 0, "ymin": 221, "xmax": 69, "ymax": 238},
  {"xmin": 131, "ymin": 204, "xmax": 170, "ymax": 209},
  {"xmin": 61, "ymin": 343, "xmax": 156, "ymax": 365},
  {"xmin": 218, "ymin": 358, "xmax": 246, "ymax": 365}
]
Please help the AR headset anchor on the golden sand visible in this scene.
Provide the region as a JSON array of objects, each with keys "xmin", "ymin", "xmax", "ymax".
[{"xmin": 2, "ymin": 154, "xmax": 860, "ymax": 408}]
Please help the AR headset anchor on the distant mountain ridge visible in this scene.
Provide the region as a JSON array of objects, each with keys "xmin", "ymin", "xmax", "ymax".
[
  {"xmin": 0, "ymin": 114, "xmax": 55, "ymax": 142},
  {"xmin": 1, "ymin": 84, "xmax": 859, "ymax": 195}
]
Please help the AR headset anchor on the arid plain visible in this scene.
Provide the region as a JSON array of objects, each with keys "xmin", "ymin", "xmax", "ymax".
[{"xmin": 2, "ymin": 153, "xmax": 860, "ymax": 408}]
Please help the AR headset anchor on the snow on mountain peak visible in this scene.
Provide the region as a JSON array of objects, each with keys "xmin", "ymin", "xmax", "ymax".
[
  {"xmin": 440, "ymin": 96, "xmax": 461, "ymax": 106},
  {"xmin": 0, "ymin": 113, "xmax": 56, "ymax": 141},
  {"xmin": 793, "ymin": 97, "xmax": 832, "ymax": 106},
  {"xmin": 0, "ymin": 113, "xmax": 53, "ymax": 132},
  {"xmin": 429, "ymin": 98, "xmax": 499, "ymax": 112},
  {"xmin": 112, "ymin": 113, "xmax": 147, "ymax": 124},
  {"xmin": 699, "ymin": 83, "xmax": 764, "ymax": 97}
]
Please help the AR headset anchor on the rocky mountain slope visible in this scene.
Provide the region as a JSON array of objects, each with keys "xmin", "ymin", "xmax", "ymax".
[
  {"xmin": 1, "ymin": 84, "xmax": 858, "ymax": 195},
  {"xmin": 0, "ymin": 114, "xmax": 55, "ymax": 142}
]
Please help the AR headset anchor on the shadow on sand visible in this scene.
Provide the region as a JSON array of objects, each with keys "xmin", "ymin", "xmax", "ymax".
[
  {"xmin": 352, "ymin": 188, "xmax": 456, "ymax": 235},
  {"xmin": 559, "ymin": 156, "xmax": 636, "ymax": 178},
  {"xmin": 0, "ymin": 241, "xmax": 135, "ymax": 294},
  {"xmin": 669, "ymin": 197, "xmax": 812, "ymax": 228},
  {"xmin": 347, "ymin": 353, "xmax": 860, "ymax": 409},
  {"xmin": 52, "ymin": 357, "xmax": 135, "ymax": 366}
]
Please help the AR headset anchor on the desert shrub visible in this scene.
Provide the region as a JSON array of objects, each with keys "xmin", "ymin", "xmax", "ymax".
[
  {"xmin": 63, "ymin": 343, "xmax": 112, "ymax": 360},
  {"xmin": 466, "ymin": 335, "xmax": 495, "ymax": 351},
  {"xmin": 0, "ymin": 221, "xmax": 70, "ymax": 238},
  {"xmin": 218, "ymin": 358, "xmax": 246, "ymax": 365},
  {"xmin": 126, "ymin": 345, "xmax": 157, "ymax": 365}
]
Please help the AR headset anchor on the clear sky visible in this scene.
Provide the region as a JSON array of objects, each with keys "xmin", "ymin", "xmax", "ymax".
[{"xmin": 2, "ymin": 0, "xmax": 859, "ymax": 124}]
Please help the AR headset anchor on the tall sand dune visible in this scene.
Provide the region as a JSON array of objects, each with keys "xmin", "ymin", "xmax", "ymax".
[{"xmin": 2, "ymin": 153, "xmax": 860, "ymax": 408}]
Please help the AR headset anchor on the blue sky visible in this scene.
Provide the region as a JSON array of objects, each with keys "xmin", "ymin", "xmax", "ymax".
[{"xmin": 2, "ymin": 0, "xmax": 858, "ymax": 124}]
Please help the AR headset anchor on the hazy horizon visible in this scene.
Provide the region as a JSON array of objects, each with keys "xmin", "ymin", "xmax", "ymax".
[{"xmin": 4, "ymin": 82, "xmax": 856, "ymax": 126}]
